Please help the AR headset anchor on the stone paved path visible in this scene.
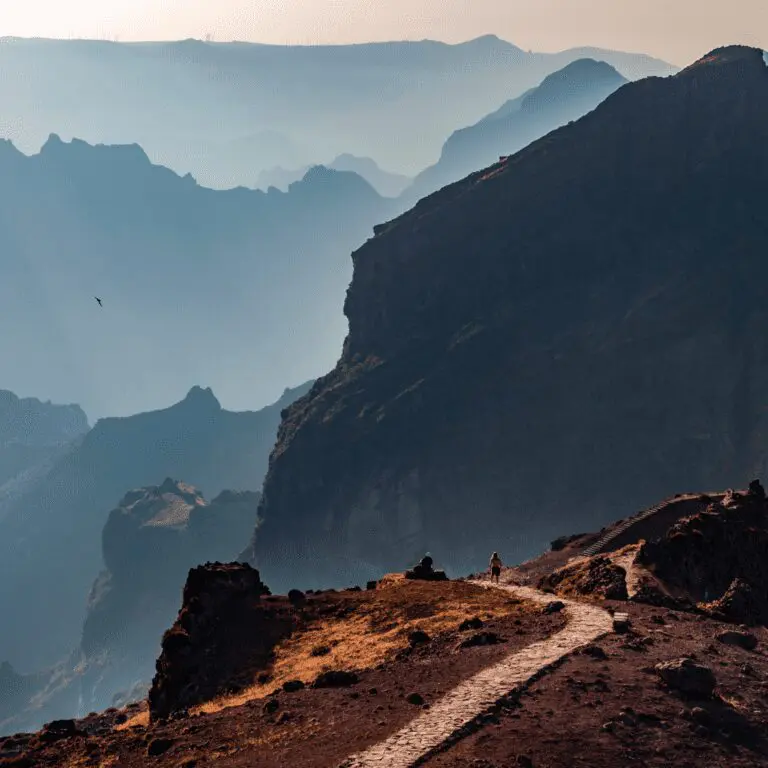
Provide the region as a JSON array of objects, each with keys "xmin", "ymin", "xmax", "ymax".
[{"xmin": 338, "ymin": 580, "xmax": 614, "ymax": 768}]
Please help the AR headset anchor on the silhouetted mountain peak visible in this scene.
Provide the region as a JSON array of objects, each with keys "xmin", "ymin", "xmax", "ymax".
[
  {"xmin": 181, "ymin": 386, "xmax": 221, "ymax": 411},
  {"xmin": 688, "ymin": 44, "xmax": 766, "ymax": 68},
  {"xmin": 521, "ymin": 58, "xmax": 626, "ymax": 112},
  {"xmin": 38, "ymin": 133, "xmax": 152, "ymax": 166}
]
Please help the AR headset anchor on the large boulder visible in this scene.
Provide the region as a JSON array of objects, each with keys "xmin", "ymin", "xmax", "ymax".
[{"xmin": 655, "ymin": 658, "xmax": 716, "ymax": 698}]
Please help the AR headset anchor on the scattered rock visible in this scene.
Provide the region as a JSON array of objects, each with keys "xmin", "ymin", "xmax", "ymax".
[
  {"xmin": 690, "ymin": 707, "xmax": 711, "ymax": 725},
  {"xmin": 310, "ymin": 644, "xmax": 331, "ymax": 657},
  {"xmin": 406, "ymin": 692, "xmax": 424, "ymax": 706},
  {"xmin": 543, "ymin": 601, "xmax": 565, "ymax": 615},
  {"xmin": 459, "ymin": 631, "xmax": 501, "ymax": 648},
  {"xmin": 458, "ymin": 617, "xmax": 484, "ymax": 631},
  {"xmin": 581, "ymin": 645, "xmax": 608, "ymax": 660},
  {"xmin": 612, "ymin": 616, "xmax": 631, "ymax": 634},
  {"xmin": 313, "ymin": 670, "xmax": 359, "ymax": 688},
  {"xmin": 705, "ymin": 578, "xmax": 765, "ymax": 626},
  {"xmin": 716, "ymin": 629, "xmax": 758, "ymax": 651},
  {"xmin": 408, "ymin": 629, "xmax": 430, "ymax": 646},
  {"xmin": 39, "ymin": 719, "xmax": 82, "ymax": 743},
  {"xmin": 655, "ymin": 658, "xmax": 716, "ymax": 698},
  {"xmin": 146, "ymin": 737, "xmax": 174, "ymax": 757},
  {"xmin": 287, "ymin": 589, "xmax": 306, "ymax": 606}
]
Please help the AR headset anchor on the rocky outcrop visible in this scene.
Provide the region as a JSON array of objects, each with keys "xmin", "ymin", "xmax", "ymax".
[
  {"xmin": 1, "ymin": 481, "xmax": 261, "ymax": 734},
  {"xmin": 76, "ymin": 481, "xmax": 260, "ymax": 711},
  {"xmin": 636, "ymin": 492, "xmax": 768, "ymax": 624},
  {"xmin": 149, "ymin": 563, "xmax": 277, "ymax": 721},
  {"xmin": 538, "ymin": 556, "xmax": 628, "ymax": 601},
  {"xmin": 246, "ymin": 46, "xmax": 768, "ymax": 592},
  {"xmin": 0, "ymin": 382, "xmax": 310, "ymax": 674}
]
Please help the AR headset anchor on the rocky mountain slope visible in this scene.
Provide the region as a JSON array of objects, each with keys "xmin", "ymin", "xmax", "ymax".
[
  {"xmin": 0, "ymin": 36, "xmax": 675, "ymax": 188},
  {"xmin": 0, "ymin": 480, "xmax": 260, "ymax": 734},
  {"xmin": 0, "ymin": 382, "xmax": 311, "ymax": 673},
  {"xmin": 0, "ymin": 390, "xmax": 88, "ymax": 518},
  {"xmin": 404, "ymin": 59, "xmax": 628, "ymax": 203},
  {"xmin": 0, "ymin": 136, "xmax": 388, "ymax": 418},
  {"xmin": 244, "ymin": 46, "xmax": 768, "ymax": 593},
  {"xmin": 5, "ymin": 479, "xmax": 768, "ymax": 767}
]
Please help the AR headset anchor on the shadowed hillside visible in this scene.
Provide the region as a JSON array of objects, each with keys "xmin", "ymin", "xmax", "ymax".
[{"xmin": 244, "ymin": 46, "xmax": 768, "ymax": 592}]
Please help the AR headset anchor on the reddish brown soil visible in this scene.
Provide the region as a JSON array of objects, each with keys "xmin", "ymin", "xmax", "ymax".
[
  {"xmin": 0, "ymin": 583, "xmax": 562, "ymax": 768},
  {"xmin": 425, "ymin": 600, "xmax": 768, "ymax": 768}
]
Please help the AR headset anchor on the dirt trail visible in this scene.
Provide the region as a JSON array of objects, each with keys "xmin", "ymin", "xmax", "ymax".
[{"xmin": 339, "ymin": 580, "xmax": 614, "ymax": 768}]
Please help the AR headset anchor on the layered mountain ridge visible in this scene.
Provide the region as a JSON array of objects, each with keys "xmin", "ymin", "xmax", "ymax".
[
  {"xmin": 0, "ymin": 134, "xmax": 389, "ymax": 419},
  {"xmin": 0, "ymin": 382, "xmax": 311, "ymax": 672},
  {"xmin": 405, "ymin": 58, "xmax": 629, "ymax": 202}
]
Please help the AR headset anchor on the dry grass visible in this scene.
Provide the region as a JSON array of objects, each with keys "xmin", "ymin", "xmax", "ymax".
[{"xmin": 193, "ymin": 577, "xmax": 527, "ymax": 715}]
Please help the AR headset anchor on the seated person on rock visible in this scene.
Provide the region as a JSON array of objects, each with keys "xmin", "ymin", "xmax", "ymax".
[{"xmin": 405, "ymin": 552, "xmax": 448, "ymax": 581}]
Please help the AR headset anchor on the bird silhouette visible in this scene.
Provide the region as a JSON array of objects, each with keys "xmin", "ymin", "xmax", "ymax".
[{"xmin": 94, "ymin": 297, "xmax": 103, "ymax": 307}]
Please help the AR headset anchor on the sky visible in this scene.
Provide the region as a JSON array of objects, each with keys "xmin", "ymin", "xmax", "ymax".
[{"xmin": 1, "ymin": 0, "xmax": 767, "ymax": 66}]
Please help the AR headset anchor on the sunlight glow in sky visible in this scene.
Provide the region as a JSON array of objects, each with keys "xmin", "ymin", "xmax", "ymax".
[{"xmin": 2, "ymin": 0, "xmax": 767, "ymax": 66}]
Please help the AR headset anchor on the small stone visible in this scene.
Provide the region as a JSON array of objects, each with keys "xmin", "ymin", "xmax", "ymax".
[
  {"xmin": 406, "ymin": 692, "xmax": 424, "ymax": 705},
  {"xmin": 458, "ymin": 617, "xmax": 484, "ymax": 631},
  {"xmin": 459, "ymin": 631, "xmax": 501, "ymax": 649},
  {"xmin": 147, "ymin": 737, "xmax": 174, "ymax": 756},
  {"xmin": 690, "ymin": 707, "xmax": 710, "ymax": 725},
  {"xmin": 716, "ymin": 630, "xmax": 758, "ymax": 651},
  {"xmin": 409, "ymin": 629, "xmax": 430, "ymax": 646},
  {"xmin": 581, "ymin": 645, "xmax": 607, "ymax": 660},
  {"xmin": 543, "ymin": 601, "xmax": 565, "ymax": 614},
  {"xmin": 313, "ymin": 670, "xmax": 359, "ymax": 688}
]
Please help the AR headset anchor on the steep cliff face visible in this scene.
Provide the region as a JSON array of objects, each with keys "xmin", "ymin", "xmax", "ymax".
[
  {"xmin": 0, "ymin": 481, "xmax": 260, "ymax": 734},
  {"xmin": 0, "ymin": 382, "xmax": 310, "ymax": 672},
  {"xmin": 246, "ymin": 46, "xmax": 768, "ymax": 591},
  {"xmin": 78, "ymin": 482, "xmax": 260, "ymax": 709}
]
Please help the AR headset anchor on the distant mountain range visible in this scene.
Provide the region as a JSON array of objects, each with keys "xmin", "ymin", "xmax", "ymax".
[
  {"xmin": 245, "ymin": 46, "xmax": 768, "ymax": 592},
  {"xmin": 0, "ymin": 36, "xmax": 676, "ymax": 187},
  {"xmin": 0, "ymin": 135, "xmax": 392, "ymax": 418},
  {"xmin": 258, "ymin": 154, "xmax": 412, "ymax": 198},
  {"xmin": 0, "ymin": 390, "xmax": 88, "ymax": 518},
  {"xmin": 404, "ymin": 59, "xmax": 629, "ymax": 203},
  {"xmin": 0, "ymin": 382, "xmax": 311, "ymax": 673}
]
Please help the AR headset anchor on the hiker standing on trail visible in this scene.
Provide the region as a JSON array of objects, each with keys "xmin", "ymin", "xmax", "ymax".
[{"xmin": 489, "ymin": 552, "xmax": 502, "ymax": 583}]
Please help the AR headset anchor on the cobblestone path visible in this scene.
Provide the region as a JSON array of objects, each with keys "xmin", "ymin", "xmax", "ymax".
[{"xmin": 339, "ymin": 580, "xmax": 614, "ymax": 768}]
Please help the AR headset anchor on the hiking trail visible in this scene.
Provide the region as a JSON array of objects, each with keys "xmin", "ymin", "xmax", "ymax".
[{"xmin": 339, "ymin": 579, "xmax": 614, "ymax": 768}]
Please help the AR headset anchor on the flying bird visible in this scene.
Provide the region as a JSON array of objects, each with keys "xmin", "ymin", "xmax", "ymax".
[{"xmin": 94, "ymin": 297, "xmax": 103, "ymax": 307}]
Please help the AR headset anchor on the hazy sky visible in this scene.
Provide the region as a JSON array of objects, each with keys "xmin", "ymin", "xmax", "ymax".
[{"xmin": 2, "ymin": 0, "xmax": 767, "ymax": 66}]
